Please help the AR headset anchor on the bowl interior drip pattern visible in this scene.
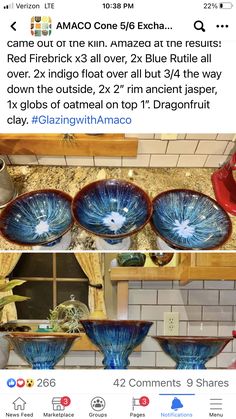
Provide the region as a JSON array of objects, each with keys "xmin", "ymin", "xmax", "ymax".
[
  {"xmin": 73, "ymin": 180, "xmax": 151, "ymax": 238},
  {"xmin": 0, "ymin": 191, "xmax": 73, "ymax": 245},
  {"xmin": 152, "ymin": 190, "xmax": 231, "ymax": 249}
]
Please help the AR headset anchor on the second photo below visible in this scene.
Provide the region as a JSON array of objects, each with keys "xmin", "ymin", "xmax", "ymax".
[
  {"xmin": 0, "ymin": 133, "xmax": 235, "ymax": 250},
  {"xmin": 1, "ymin": 251, "xmax": 236, "ymax": 370}
]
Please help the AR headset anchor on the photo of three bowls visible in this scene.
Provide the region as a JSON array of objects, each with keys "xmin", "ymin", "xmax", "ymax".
[{"xmin": 0, "ymin": 179, "xmax": 232, "ymax": 250}]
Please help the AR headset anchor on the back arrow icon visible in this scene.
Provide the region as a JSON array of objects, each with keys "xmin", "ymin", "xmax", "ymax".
[{"xmin": 10, "ymin": 22, "xmax": 16, "ymax": 31}]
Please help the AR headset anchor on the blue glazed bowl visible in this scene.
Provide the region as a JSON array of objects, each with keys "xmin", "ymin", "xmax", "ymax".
[
  {"xmin": 5, "ymin": 332, "xmax": 80, "ymax": 369},
  {"xmin": 72, "ymin": 179, "xmax": 152, "ymax": 239},
  {"xmin": 153, "ymin": 336, "xmax": 233, "ymax": 369},
  {"xmin": 0, "ymin": 189, "xmax": 73, "ymax": 245},
  {"xmin": 81, "ymin": 320, "xmax": 153, "ymax": 369},
  {"xmin": 151, "ymin": 189, "xmax": 232, "ymax": 250}
]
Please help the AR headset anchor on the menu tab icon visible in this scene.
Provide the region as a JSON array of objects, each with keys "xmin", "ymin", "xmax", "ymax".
[{"xmin": 209, "ymin": 398, "xmax": 223, "ymax": 411}]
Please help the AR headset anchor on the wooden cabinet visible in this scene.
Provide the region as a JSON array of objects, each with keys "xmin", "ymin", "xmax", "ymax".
[
  {"xmin": 195, "ymin": 253, "xmax": 236, "ymax": 267},
  {"xmin": 188, "ymin": 253, "xmax": 236, "ymax": 281}
]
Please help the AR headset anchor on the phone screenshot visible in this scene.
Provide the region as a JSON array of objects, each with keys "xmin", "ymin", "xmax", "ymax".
[{"xmin": 0, "ymin": 1, "xmax": 235, "ymax": 418}]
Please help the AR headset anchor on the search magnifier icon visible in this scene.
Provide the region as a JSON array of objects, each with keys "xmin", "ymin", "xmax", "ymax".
[{"xmin": 194, "ymin": 20, "xmax": 205, "ymax": 32}]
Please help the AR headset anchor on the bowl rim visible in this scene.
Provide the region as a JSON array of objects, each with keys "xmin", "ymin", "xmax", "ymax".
[
  {"xmin": 0, "ymin": 188, "xmax": 74, "ymax": 246},
  {"xmin": 152, "ymin": 335, "xmax": 233, "ymax": 343},
  {"xmin": 150, "ymin": 188, "xmax": 232, "ymax": 250},
  {"xmin": 71, "ymin": 178, "xmax": 153, "ymax": 239},
  {"xmin": 80, "ymin": 319, "xmax": 153, "ymax": 327},
  {"xmin": 5, "ymin": 331, "xmax": 80, "ymax": 339}
]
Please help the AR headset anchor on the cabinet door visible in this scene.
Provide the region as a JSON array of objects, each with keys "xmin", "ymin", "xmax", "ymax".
[{"xmin": 196, "ymin": 254, "xmax": 236, "ymax": 267}]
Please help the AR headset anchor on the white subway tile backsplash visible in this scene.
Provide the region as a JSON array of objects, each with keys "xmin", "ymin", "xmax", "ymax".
[
  {"xmin": 64, "ymin": 351, "xmax": 95, "ymax": 366},
  {"xmin": 205, "ymin": 358, "xmax": 217, "ymax": 368},
  {"xmin": 142, "ymin": 281, "xmax": 173, "ymax": 289},
  {"xmin": 167, "ymin": 141, "xmax": 198, "ymax": 154},
  {"xmin": 179, "ymin": 322, "xmax": 188, "ymax": 335},
  {"xmin": 156, "ymin": 321, "xmax": 164, "ymax": 335},
  {"xmin": 94, "ymin": 157, "xmax": 122, "ymax": 167},
  {"xmin": 129, "ymin": 289, "xmax": 157, "ymax": 304},
  {"xmin": 122, "ymin": 154, "xmax": 150, "ymax": 167},
  {"xmin": 204, "ymin": 281, "xmax": 234, "ymax": 290},
  {"xmin": 216, "ymin": 134, "xmax": 235, "ymax": 141},
  {"xmin": 158, "ymin": 134, "xmax": 186, "ymax": 140},
  {"xmin": 185, "ymin": 134, "xmax": 217, "ymax": 140},
  {"xmin": 188, "ymin": 322, "xmax": 218, "ymax": 336},
  {"xmin": 129, "ymin": 281, "xmax": 142, "ymax": 289},
  {"xmin": 224, "ymin": 142, "xmax": 235, "ymax": 155},
  {"xmin": 37, "ymin": 156, "xmax": 67, "ymax": 165},
  {"xmin": 142, "ymin": 336, "xmax": 160, "ymax": 351},
  {"xmin": 189, "ymin": 290, "xmax": 218, "ymax": 305},
  {"xmin": 95, "ymin": 352, "xmax": 105, "ymax": 367},
  {"xmin": 129, "ymin": 351, "xmax": 156, "ymax": 367},
  {"xmin": 128, "ymin": 305, "xmax": 141, "ymax": 320},
  {"xmin": 8, "ymin": 155, "xmax": 38, "ymax": 165},
  {"xmin": 220, "ymin": 291, "xmax": 236, "ymax": 305},
  {"xmin": 148, "ymin": 321, "xmax": 158, "ymax": 336},
  {"xmin": 196, "ymin": 141, "xmax": 228, "ymax": 155},
  {"xmin": 138, "ymin": 140, "xmax": 167, "ymax": 154},
  {"xmin": 66, "ymin": 156, "xmax": 94, "ymax": 166},
  {"xmin": 172, "ymin": 306, "xmax": 202, "ymax": 321},
  {"xmin": 177, "ymin": 155, "xmax": 207, "ymax": 167},
  {"xmin": 233, "ymin": 307, "xmax": 236, "ymax": 321},
  {"xmin": 204, "ymin": 155, "xmax": 229, "ymax": 167},
  {"xmin": 173, "ymin": 281, "xmax": 204, "ymax": 289},
  {"xmin": 158, "ymin": 290, "xmax": 188, "ymax": 305},
  {"xmin": 218, "ymin": 322, "xmax": 235, "ymax": 336},
  {"xmin": 141, "ymin": 305, "xmax": 171, "ymax": 320},
  {"xmin": 156, "ymin": 351, "xmax": 176, "ymax": 368},
  {"xmin": 150, "ymin": 154, "xmax": 179, "ymax": 167},
  {"xmin": 203, "ymin": 306, "xmax": 233, "ymax": 321},
  {"xmin": 216, "ymin": 353, "xmax": 235, "ymax": 368},
  {"xmin": 222, "ymin": 341, "xmax": 233, "ymax": 352},
  {"xmin": 8, "ymin": 351, "xmax": 28, "ymax": 366}
]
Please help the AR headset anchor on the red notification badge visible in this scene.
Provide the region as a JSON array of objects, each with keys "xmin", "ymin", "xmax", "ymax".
[{"xmin": 61, "ymin": 396, "xmax": 71, "ymax": 407}]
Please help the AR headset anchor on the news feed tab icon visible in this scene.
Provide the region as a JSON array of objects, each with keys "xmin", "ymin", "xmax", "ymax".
[
  {"xmin": 13, "ymin": 397, "xmax": 26, "ymax": 411},
  {"xmin": 3, "ymin": 3, "xmax": 14, "ymax": 9},
  {"xmin": 31, "ymin": 16, "xmax": 52, "ymax": 36}
]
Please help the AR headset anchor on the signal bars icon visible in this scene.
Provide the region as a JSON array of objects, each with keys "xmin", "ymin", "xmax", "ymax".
[{"xmin": 4, "ymin": 2, "xmax": 14, "ymax": 8}]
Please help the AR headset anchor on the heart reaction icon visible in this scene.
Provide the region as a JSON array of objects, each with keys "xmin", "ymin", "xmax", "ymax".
[{"xmin": 17, "ymin": 378, "xmax": 25, "ymax": 388}]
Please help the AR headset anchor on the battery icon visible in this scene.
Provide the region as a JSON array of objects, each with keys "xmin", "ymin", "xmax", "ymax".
[{"xmin": 219, "ymin": 2, "xmax": 233, "ymax": 8}]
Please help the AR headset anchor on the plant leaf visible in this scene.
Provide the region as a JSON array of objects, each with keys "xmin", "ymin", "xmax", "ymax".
[
  {"xmin": 0, "ymin": 280, "xmax": 26, "ymax": 292},
  {"xmin": 0, "ymin": 295, "xmax": 30, "ymax": 309}
]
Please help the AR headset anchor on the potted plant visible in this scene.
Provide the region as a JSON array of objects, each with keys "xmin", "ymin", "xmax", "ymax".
[{"xmin": 0, "ymin": 280, "xmax": 29, "ymax": 368}]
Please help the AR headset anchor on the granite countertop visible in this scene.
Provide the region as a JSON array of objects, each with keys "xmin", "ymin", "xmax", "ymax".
[{"xmin": 0, "ymin": 166, "xmax": 235, "ymax": 250}]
